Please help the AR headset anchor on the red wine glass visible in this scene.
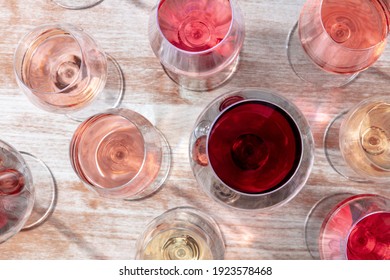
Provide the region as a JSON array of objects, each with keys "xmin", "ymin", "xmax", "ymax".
[
  {"xmin": 189, "ymin": 89, "xmax": 314, "ymax": 210},
  {"xmin": 148, "ymin": 0, "xmax": 245, "ymax": 91},
  {"xmin": 14, "ymin": 23, "xmax": 124, "ymax": 121},
  {"xmin": 0, "ymin": 139, "xmax": 56, "ymax": 243},
  {"xmin": 69, "ymin": 108, "xmax": 171, "ymax": 200},
  {"xmin": 52, "ymin": 0, "xmax": 104, "ymax": 9},
  {"xmin": 305, "ymin": 193, "xmax": 390, "ymax": 259},
  {"xmin": 287, "ymin": 0, "xmax": 389, "ymax": 87}
]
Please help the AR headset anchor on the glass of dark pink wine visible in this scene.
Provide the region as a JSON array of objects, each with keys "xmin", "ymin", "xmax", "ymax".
[
  {"xmin": 14, "ymin": 23, "xmax": 124, "ymax": 121},
  {"xmin": 148, "ymin": 0, "xmax": 245, "ymax": 91},
  {"xmin": 305, "ymin": 193, "xmax": 390, "ymax": 259},
  {"xmin": 287, "ymin": 0, "xmax": 389, "ymax": 87},
  {"xmin": 69, "ymin": 108, "xmax": 171, "ymax": 200},
  {"xmin": 0, "ymin": 139, "xmax": 56, "ymax": 244},
  {"xmin": 189, "ymin": 89, "xmax": 314, "ymax": 210},
  {"xmin": 52, "ymin": 0, "xmax": 104, "ymax": 10}
]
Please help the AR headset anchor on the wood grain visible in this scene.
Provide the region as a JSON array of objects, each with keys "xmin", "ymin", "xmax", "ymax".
[{"xmin": 0, "ymin": 0, "xmax": 389, "ymax": 260}]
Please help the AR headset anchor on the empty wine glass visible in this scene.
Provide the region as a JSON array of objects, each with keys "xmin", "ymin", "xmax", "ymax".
[
  {"xmin": 189, "ymin": 89, "xmax": 314, "ymax": 210},
  {"xmin": 287, "ymin": 0, "xmax": 389, "ymax": 87},
  {"xmin": 14, "ymin": 23, "xmax": 124, "ymax": 121},
  {"xmin": 148, "ymin": 0, "xmax": 245, "ymax": 91},
  {"xmin": 305, "ymin": 193, "xmax": 390, "ymax": 259},
  {"xmin": 135, "ymin": 207, "xmax": 225, "ymax": 260},
  {"xmin": 69, "ymin": 108, "xmax": 171, "ymax": 200},
  {"xmin": 0, "ymin": 139, "xmax": 56, "ymax": 243},
  {"xmin": 325, "ymin": 96, "xmax": 390, "ymax": 182},
  {"xmin": 52, "ymin": 0, "xmax": 104, "ymax": 9}
]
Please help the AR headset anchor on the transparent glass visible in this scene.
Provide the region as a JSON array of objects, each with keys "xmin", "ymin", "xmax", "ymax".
[
  {"xmin": 69, "ymin": 108, "xmax": 171, "ymax": 200},
  {"xmin": 305, "ymin": 193, "xmax": 390, "ymax": 260},
  {"xmin": 189, "ymin": 89, "xmax": 314, "ymax": 210},
  {"xmin": 14, "ymin": 23, "xmax": 124, "ymax": 121},
  {"xmin": 0, "ymin": 139, "xmax": 56, "ymax": 244},
  {"xmin": 325, "ymin": 96, "xmax": 390, "ymax": 182},
  {"xmin": 287, "ymin": 0, "xmax": 389, "ymax": 87},
  {"xmin": 135, "ymin": 207, "xmax": 225, "ymax": 260},
  {"xmin": 52, "ymin": 0, "xmax": 104, "ymax": 9},
  {"xmin": 148, "ymin": 0, "xmax": 245, "ymax": 91}
]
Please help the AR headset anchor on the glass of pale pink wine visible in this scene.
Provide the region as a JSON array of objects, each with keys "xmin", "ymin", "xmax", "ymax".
[
  {"xmin": 148, "ymin": 0, "xmax": 245, "ymax": 91},
  {"xmin": 324, "ymin": 96, "xmax": 390, "ymax": 182},
  {"xmin": 189, "ymin": 89, "xmax": 314, "ymax": 210},
  {"xmin": 69, "ymin": 108, "xmax": 171, "ymax": 200},
  {"xmin": 135, "ymin": 207, "xmax": 225, "ymax": 260},
  {"xmin": 305, "ymin": 193, "xmax": 390, "ymax": 260},
  {"xmin": 287, "ymin": 0, "xmax": 389, "ymax": 87},
  {"xmin": 52, "ymin": 0, "xmax": 104, "ymax": 10},
  {"xmin": 14, "ymin": 23, "xmax": 124, "ymax": 121},
  {"xmin": 0, "ymin": 139, "xmax": 56, "ymax": 243}
]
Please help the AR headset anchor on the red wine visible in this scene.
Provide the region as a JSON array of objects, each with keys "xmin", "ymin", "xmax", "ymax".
[
  {"xmin": 347, "ymin": 212, "xmax": 390, "ymax": 260},
  {"xmin": 0, "ymin": 169, "xmax": 25, "ymax": 196},
  {"xmin": 158, "ymin": 0, "xmax": 232, "ymax": 52},
  {"xmin": 207, "ymin": 101, "xmax": 302, "ymax": 194}
]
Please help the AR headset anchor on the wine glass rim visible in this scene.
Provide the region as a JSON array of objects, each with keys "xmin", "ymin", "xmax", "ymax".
[
  {"xmin": 69, "ymin": 108, "xmax": 151, "ymax": 196},
  {"xmin": 204, "ymin": 89, "xmax": 308, "ymax": 199},
  {"xmin": 154, "ymin": 0, "xmax": 237, "ymax": 55},
  {"xmin": 312, "ymin": 0, "xmax": 389, "ymax": 52},
  {"xmin": 13, "ymin": 23, "xmax": 91, "ymax": 95}
]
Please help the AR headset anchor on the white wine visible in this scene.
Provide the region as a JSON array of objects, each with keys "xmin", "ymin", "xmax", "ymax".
[
  {"xmin": 340, "ymin": 100, "xmax": 390, "ymax": 180},
  {"xmin": 140, "ymin": 229, "xmax": 214, "ymax": 260}
]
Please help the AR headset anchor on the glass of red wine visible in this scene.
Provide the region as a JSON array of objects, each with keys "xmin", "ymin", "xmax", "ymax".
[
  {"xmin": 69, "ymin": 108, "xmax": 171, "ymax": 200},
  {"xmin": 14, "ymin": 23, "xmax": 124, "ymax": 121},
  {"xmin": 189, "ymin": 89, "xmax": 314, "ymax": 210},
  {"xmin": 0, "ymin": 139, "xmax": 56, "ymax": 243},
  {"xmin": 135, "ymin": 207, "xmax": 225, "ymax": 260},
  {"xmin": 52, "ymin": 0, "xmax": 104, "ymax": 9},
  {"xmin": 148, "ymin": 0, "xmax": 245, "ymax": 91},
  {"xmin": 305, "ymin": 193, "xmax": 390, "ymax": 259},
  {"xmin": 286, "ymin": 0, "xmax": 389, "ymax": 87}
]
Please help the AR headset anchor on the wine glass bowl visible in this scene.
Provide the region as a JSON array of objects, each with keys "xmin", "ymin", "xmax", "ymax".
[
  {"xmin": 189, "ymin": 89, "xmax": 314, "ymax": 210},
  {"xmin": 148, "ymin": 0, "xmax": 245, "ymax": 91},
  {"xmin": 69, "ymin": 108, "xmax": 171, "ymax": 200}
]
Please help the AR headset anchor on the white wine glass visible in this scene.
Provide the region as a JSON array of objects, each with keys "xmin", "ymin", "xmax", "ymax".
[
  {"xmin": 52, "ymin": 0, "xmax": 104, "ymax": 9},
  {"xmin": 14, "ymin": 23, "xmax": 124, "ymax": 121}
]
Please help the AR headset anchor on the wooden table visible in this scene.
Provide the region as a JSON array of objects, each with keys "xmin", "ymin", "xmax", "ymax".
[{"xmin": 0, "ymin": 0, "xmax": 389, "ymax": 260}]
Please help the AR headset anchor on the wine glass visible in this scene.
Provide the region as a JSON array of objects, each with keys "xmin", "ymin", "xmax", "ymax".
[
  {"xmin": 189, "ymin": 89, "xmax": 314, "ymax": 210},
  {"xmin": 305, "ymin": 193, "xmax": 390, "ymax": 260},
  {"xmin": 135, "ymin": 207, "xmax": 225, "ymax": 260},
  {"xmin": 0, "ymin": 139, "xmax": 56, "ymax": 243},
  {"xmin": 325, "ymin": 96, "xmax": 390, "ymax": 182},
  {"xmin": 69, "ymin": 108, "xmax": 171, "ymax": 200},
  {"xmin": 286, "ymin": 0, "xmax": 389, "ymax": 87},
  {"xmin": 148, "ymin": 0, "xmax": 245, "ymax": 91},
  {"xmin": 14, "ymin": 23, "xmax": 124, "ymax": 121},
  {"xmin": 52, "ymin": 0, "xmax": 104, "ymax": 9}
]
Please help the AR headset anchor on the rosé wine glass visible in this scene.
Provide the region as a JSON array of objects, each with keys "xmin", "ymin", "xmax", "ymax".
[
  {"xmin": 325, "ymin": 96, "xmax": 390, "ymax": 182},
  {"xmin": 287, "ymin": 0, "xmax": 390, "ymax": 87},
  {"xmin": 14, "ymin": 23, "xmax": 124, "ymax": 121},
  {"xmin": 0, "ymin": 139, "xmax": 56, "ymax": 243},
  {"xmin": 52, "ymin": 0, "xmax": 104, "ymax": 10},
  {"xmin": 189, "ymin": 89, "xmax": 314, "ymax": 210},
  {"xmin": 305, "ymin": 193, "xmax": 390, "ymax": 259},
  {"xmin": 135, "ymin": 207, "xmax": 225, "ymax": 260},
  {"xmin": 148, "ymin": 0, "xmax": 245, "ymax": 91},
  {"xmin": 69, "ymin": 108, "xmax": 171, "ymax": 200}
]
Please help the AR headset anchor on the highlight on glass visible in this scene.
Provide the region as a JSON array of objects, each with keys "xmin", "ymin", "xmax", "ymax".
[
  {"xmin": 324, "ymin": 96, "xmax": 390, "ymax": 182},
  {"xmin": 0, "ymin": 139, "xmax": 56, "ymax": 244},
  {"xmin": 189, "ymin": 89, "xmax": 314, "ymax": 210},
  {"xmin": 287, "ymin": 0, "xmax": 389, "ymax": 87},
  {"xmin": 14, "ymin": 23, "xmax": 124, "ymax": 121},
  {"xmin": 148, "ymin": 0, "xmax": 245, "ymax": 91},
  {"xmin": 135, "ymin": 207, "xmax": 225, "ymax": 260},
  {"xmin": 52, "ymin": 0, "xmax": 104, "ymax": 10},
  {"xmin": 305, "ymin": 193, "xmax": 390, "ymax": 260},
  {"xmin": 69, "ymin": 108, "xmax": 171, "ymax": 200}
]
